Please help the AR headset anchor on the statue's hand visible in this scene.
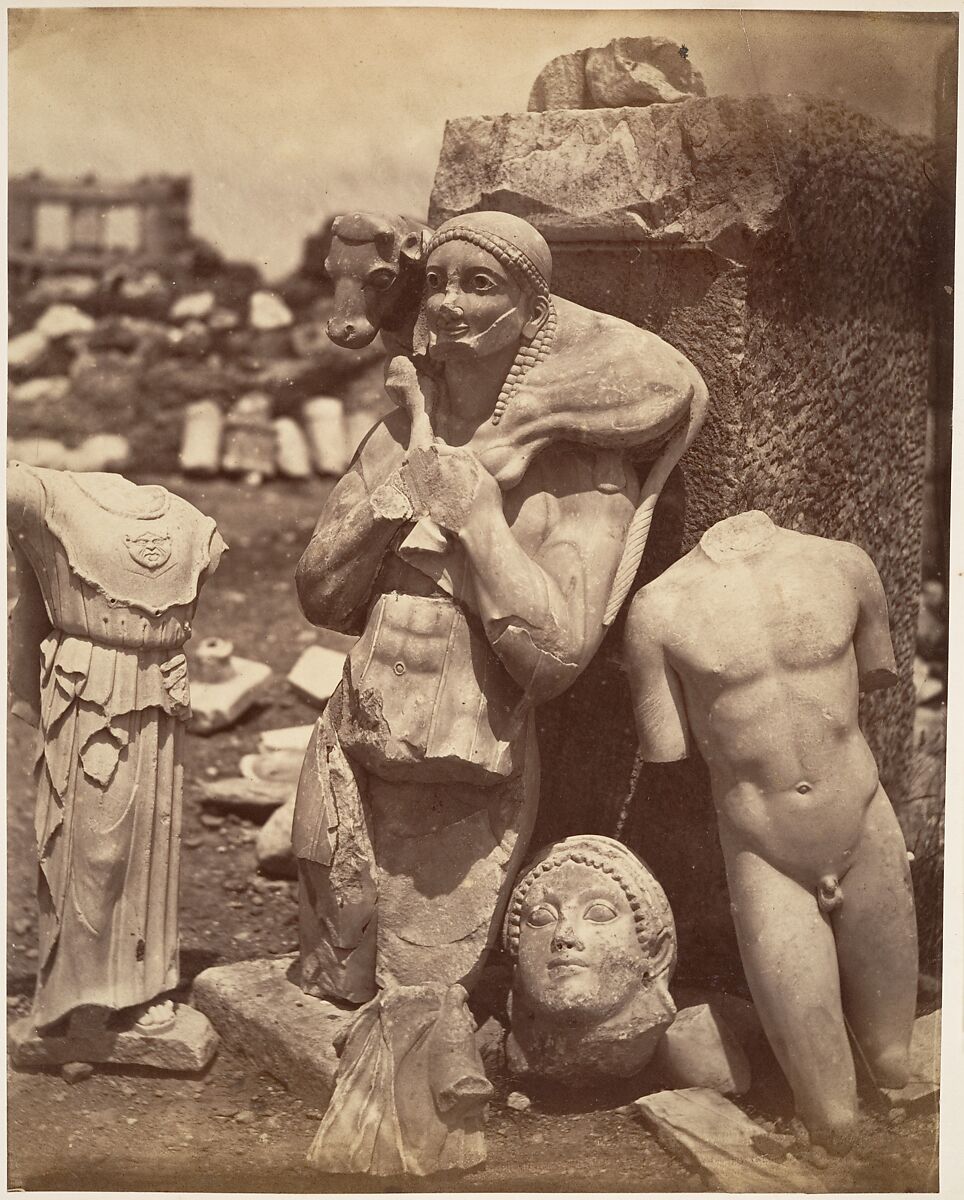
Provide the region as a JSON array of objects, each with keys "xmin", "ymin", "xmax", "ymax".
[
  {"xmin": 400, "ymin": 443, "xmax": 500, "ymax": 534},
  {"xmin": 384, "ymin": 355, "xmax": 434, "ymax": 453}
]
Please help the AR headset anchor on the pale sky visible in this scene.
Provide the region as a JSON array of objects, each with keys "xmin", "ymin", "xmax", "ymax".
[{"xmin": 8, "ymin": 7, "xmax": 957, "ymax": 278}]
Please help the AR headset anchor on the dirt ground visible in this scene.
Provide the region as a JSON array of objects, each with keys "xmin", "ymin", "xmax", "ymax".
[{"xmin": 6, "ymin": 476, "xmax": 941, "ymax": 1193}]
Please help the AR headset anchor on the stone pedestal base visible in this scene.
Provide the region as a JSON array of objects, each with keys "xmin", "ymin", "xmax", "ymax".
[
  {"xmin": 9, "ymin": 1002, "xmax": 218, "ymax": 1072},
  {"xmin": 190, "ymin": 954, "xmax": 352, "ymax": 1106}
]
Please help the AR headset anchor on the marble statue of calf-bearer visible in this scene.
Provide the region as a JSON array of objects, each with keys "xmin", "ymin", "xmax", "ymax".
[
  {"xmin": 7, "ymin": 463, "xmax": 225, "ymax": 1070},
  {"xmin": 294, "ymin": 211, "xmax": 709, "ymax": 1007},
  {"xmin": 625, "ymin": 510, "xmax": 918, "ymax": 1152}
]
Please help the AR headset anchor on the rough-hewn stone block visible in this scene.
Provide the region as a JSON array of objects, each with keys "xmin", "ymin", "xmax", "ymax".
[{"xmin": 191, "ymin": 955, "xmax": 351, "ymax": 1106}]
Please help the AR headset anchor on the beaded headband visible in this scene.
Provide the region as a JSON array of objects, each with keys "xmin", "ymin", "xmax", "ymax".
[
  {"xmin": 424, "ymin": 226, "xmax": 555, "ymax": 426},
  {"xmin": 503, "ymin": 844, "xmax": 676, "ymax": 974},
  {"xmin": 424, "ymin": 227, "xmax": 550, "ymax": 298}
]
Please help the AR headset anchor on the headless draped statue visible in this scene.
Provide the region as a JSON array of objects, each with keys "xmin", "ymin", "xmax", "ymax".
[{"xmin": 7, "ymin": 463, "xmax": 224, "ymax": 1067}]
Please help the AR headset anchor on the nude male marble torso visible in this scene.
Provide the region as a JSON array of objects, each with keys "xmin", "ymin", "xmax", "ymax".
[{"xmin": 625, "ymin": 510, "xmax": 917, "ymax": 1148}]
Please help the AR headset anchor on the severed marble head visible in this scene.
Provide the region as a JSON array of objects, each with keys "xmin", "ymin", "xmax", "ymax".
[{"xmin": 503, "ymin": 834, "xmax": 677, "ymax": 1084}]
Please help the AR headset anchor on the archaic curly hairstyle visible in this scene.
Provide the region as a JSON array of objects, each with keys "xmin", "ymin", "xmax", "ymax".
[
  {"xmin": 424, "ymin": 211, "xmax": 556, "ymax": 426},
  {"xmin": 502, "ymin": 834, "xmax": 677, "ymax": 978}
]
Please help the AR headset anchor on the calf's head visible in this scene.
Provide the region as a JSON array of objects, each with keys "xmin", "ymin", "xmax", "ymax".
[{"xmin": 325, "ymin": 213, "xmax": 427, "ymax": 348}]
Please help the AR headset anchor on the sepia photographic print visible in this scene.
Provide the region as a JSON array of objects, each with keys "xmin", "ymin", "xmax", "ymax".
[{"xmin": 6, "ymin": 3, "xmax": 956, "ymax": 1193}]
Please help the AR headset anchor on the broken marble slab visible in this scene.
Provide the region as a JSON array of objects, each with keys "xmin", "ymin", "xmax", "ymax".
[
  {"xmin": 258, "ymin": 724, "xmax": 315, "ymax": 754},
  {"xmin": 633, "ymin": 1087, "xmax": 822, "ymax": 1192},
  {"xmin": 9, "ymin": 1003, "xmax": 218, "ymax": 1073},
  {"xmin": 256, "ymin": 798, "xmax": 297, "ymax": 879},
  {"xmin": 303, "ymin": 396, "xmax": 349, "ymax": 476},
  {"xmin": 180, "ymin": 399, "xmax": 224, "ymax": 477},
  {"xmin": 199, "ymin": 740, "xmax": 304, "ymax": 816},
  {"xmin": 249, "ymin": 290, "xmax": 293, "ymax": 331},
  {"xmin": 274, "ymin": 417, "xmax": 313, "ymax": 479},
  {"xmin": 188, "ymin": 639, "xmax": 273, "ymax": 735},
  {"xmin": 653, "ymin": 1002, "xmax": 751, "ymax": 1096},
  {"xmin": 241, "ymin": 749, "xmax": 304, "ymax": 784},
  {"xmin": 287, "ymin": 644, "xmax": 347, "ymax": 706},
  {"xmin": 882, "ymin": 1009, "xmax": 941, "ymax": 1110},
  {"xmin": 9, "ymin": 376, "xmax": 72, "ymax": 406},
  {"xmin": 199, "ymin": 776, "xmax": 293, "ymax": 815},
  {"xmin": 34, "ymin": 303, "xmax": 96, "ymax": 339},
  {"xmin": 191, "ymin": 954, "xmax": 351, "ymax": 1106}
]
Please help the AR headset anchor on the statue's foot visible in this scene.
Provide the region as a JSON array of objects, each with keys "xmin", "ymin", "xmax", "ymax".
[
  {"xmin": 791, "ymin": 1112, "xmax": 857, "ymax": 1158},
  {"xmin": 128, "ymin": 998, "xmax": 177, "ymax": 1036},
  {"xmin": 66, "ymin": 1005, "xmax": 112, "ymax": 1039}
]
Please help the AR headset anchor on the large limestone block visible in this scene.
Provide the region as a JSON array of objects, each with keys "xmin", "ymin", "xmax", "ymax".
[
  {"xmin": 430, "ymin": 95, "xmax": 935, "ymax": 982},
  {"xmin": 191, "ymin": 955, "xmax": 350, "ymax": 1106}
]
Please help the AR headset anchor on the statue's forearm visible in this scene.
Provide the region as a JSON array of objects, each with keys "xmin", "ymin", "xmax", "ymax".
[
  {"xmin": 459, "ymin": 513, "xmax": 583, "ymax": 700},
  {"xmin": 296, "ymin": 473, "xmax": 408, "ymax": 633}
]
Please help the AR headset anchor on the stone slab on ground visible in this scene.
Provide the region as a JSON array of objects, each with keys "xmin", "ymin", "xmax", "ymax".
[
  {"xmin": 191, "ymin": 954, "xmax": 351, "ymax": 1107},
  {"xmin": 256, "ymin": 798, "xmax": 297, "ymax": 878},
  {"xmin": 633, "ymin": 1088, "xmax": 822, "ymax": 1192},
  {"xmin": 258, "ymin": 724, "xmax": 315, "ymax": 754},
  {"xmin": 9, "ymin": 1003, "xmax": 218, "ymax": 1072},
  {"xmin": 188, "ymin": 656, "xmax": 273, "ymax": 734},
  {"xmin": 198, "ymin": 776, "xmax": 293, "ymax": 815},
  {"xmin": 286, "ymin": 645, "xmax": 347, "ymax": 706},
  {"xmin": 883, "ymin": 1010, "xmax": 941, "ymax": 1109},
  {"xmin": 240, "ymin": 749, "xmax": 304, "ymax": 784},
  {"xmin": 652, "ymin": 1002, "xmax": 751, "ymax": 1096}
]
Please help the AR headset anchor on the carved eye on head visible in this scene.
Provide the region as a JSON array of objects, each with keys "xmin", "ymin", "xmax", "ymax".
[
  {"xmin": 583, "ymin": 901, "xmax": 618, "ymax": 923},
  {"xmin": 470, "ymin": 273, "xmax": 497, "ymax": 293},
  {"xmin": 366, "ymin": 268, "xmax": 397, "ymax": 291},
  {"xmin": 525, "ymin": 904, "xmax": 558, "ymax": 929},
  {"xmin": 425, "ymin": 268, "xmax": 443, "ymax": 291}
]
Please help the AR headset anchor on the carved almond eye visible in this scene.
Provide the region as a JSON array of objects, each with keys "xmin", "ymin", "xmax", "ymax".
[
  {"xmin": 367, "ymin": 268, "xmax": 396, "ymax": 291},
  {"xmin": 425, "ymin": 269, "xmax": 443, "ymax": 290},
  {"xmin": 525, "ymin": 904, "xmax": 557, "ymax": 928},
  {"xmin": 471, "ymin": 274, "xmax": 496, "ymax": 292},
  {"xmin": 583, "ymin": 901, "xmax": 617, "ymax": 923}
]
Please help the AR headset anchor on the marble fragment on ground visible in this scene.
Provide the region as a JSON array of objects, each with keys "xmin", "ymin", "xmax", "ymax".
[
  {"xmin": 882, "ymin": 1010, "xmax": 941, "ymax": 1109},
  {"xmin": 286, "ymin": 644, "xmax": 348, "ymax": 705},
  {"xmin": 191, "ymin": 954, "xmax": 351, "ymax": 1106},
  {"xmin": 256, "ymin": 798, "xmax": 297, "ymax": 878},
  {"xmin": 187, "ymin": 637, "xmax": 273, "ymax": 734},
  {"xmin": 9, "ymin": 1004, "xmax": 218, "ymax": 1072},
  {"xmin": 652, "ymin": 1002, "xmax": 751, "ymax": 1095},
  {"xmin": 307, "ymin": 983, "xmax": 492, "ymax": 1177},
  {"xmin": 633, "ymin": 1088, "xmax": 823, "ymax": 1192},
  {"xmin": 258, "ymin": 724, "xmax": 315, "ymax": 754},
  {"xmin": 199, "ymin": 776, "xmax": 293, "ymax": 814}
]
